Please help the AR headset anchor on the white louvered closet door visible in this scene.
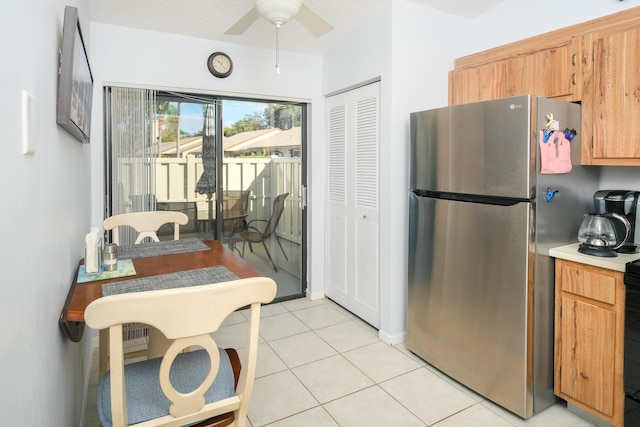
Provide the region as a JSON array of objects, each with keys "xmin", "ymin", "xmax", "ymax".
[{"xmin": 325, "ymin": 82, "xmax": 380, "ymax": 327}]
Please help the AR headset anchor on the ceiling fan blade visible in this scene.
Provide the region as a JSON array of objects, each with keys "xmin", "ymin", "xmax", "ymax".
[
  {"xmin": 225, "ymin": 7, "xmax": 260, "ymax": 35},
  {"xmin": 296, "ymin": 4, "xmax": 333, "ymax": 37}
]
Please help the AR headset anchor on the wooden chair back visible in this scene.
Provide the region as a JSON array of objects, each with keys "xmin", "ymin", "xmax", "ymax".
[
  {"xmin": 85, "ymin": 277, "xmax": 277, "ymax": 427},
  {"xmin": 103, "ymin": 211, "xmax": 189, "ymax": 244}
]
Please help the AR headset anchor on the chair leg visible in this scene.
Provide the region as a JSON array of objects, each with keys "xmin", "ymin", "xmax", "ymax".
[
  {"xmin": 261, "ymin": 241, "xmax": 278, "ymax": 272},
  {"xmin": 276, "ymin": 236, "xmax": 288, "ymax": 261}
]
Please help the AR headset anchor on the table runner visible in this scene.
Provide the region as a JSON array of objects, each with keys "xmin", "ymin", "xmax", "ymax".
[
  {"xmin": 102, "ymin": 265, "xmax": 240, "ymax": 296},
  {"xmin": 116, "ymin": 238, "xmax": 210, "ymax": 260}
]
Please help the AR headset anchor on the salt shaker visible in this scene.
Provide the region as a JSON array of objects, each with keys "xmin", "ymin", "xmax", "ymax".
[{"xmin": 103, "ymin": 243, "xmax": 118, "ymax": 271}]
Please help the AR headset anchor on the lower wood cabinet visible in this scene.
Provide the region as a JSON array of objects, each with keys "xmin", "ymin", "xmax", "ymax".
[{"xmin": 554, "ymin": 259, "xmax": 625, "ymax": 427}]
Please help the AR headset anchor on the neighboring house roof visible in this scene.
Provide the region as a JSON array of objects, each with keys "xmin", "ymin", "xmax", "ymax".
[
  {"xmin": 159, "ymin": 136, "xmax": 202, "ymax": 156},
  {"xmin": 159, "ymin": 127, "xmax": 301, "ymax": 156},
  {"xmin": 226, "ymin": 127, "xmax": 301, "ymax": 152},
  {"xmin": 223, "ymin": 128, "xmax": 282, "ymax": 152}
]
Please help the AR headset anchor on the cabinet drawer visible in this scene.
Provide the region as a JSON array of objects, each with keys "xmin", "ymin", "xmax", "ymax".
[{"xmin": 560, "ymin": 262, "xmax": 616, "ymax": 304}]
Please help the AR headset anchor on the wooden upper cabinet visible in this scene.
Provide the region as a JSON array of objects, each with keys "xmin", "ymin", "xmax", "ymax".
[
  {"xmin": 515, "ymin": 40, "xmax": 577, "ymax": 99},
  {"xmin": 449, "ymin": 7, "xmax": 640, "ymax": 165},
  {"xmin": 583, "ymin": 23, "xmax": 640, "ymax": 165},
  {"xmin": 449, "ymin": 39, "xmax": 579, "ymax": 106},
  {"xmin": 449, "ymin": 62, "xmax": 501, "ymax": 105},
  {"xmin": 500, "ymin": 40, "xmax": 578, "ymax": 101}
]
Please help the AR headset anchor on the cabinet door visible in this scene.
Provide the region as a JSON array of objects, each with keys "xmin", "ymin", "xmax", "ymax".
[
  {"xmin": 589, "ymin": 26, "xmax": 640, "ymax": 163},
  {"xmin": 557, "ymin": 295, "xmax": 616, "ymax": 416},
  {"xmin": 503, "ymin": 41, "xmax": 577, "ymax": 100},
  {"xmin": 449, "ymin": 40, "xmax": 578, "ymax": 106},
  {"xmin": 554, "ymin": 259, "xmax": 626, "ymax": 427},
  {"xmin": 449, "ymin": 62, "xmax": 504, "ymax": 105}
]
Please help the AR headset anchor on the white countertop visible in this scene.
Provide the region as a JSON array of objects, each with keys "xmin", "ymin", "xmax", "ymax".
[{"xmin": 549, "ymin": 243, "xmax": 640, "ymax": 272}]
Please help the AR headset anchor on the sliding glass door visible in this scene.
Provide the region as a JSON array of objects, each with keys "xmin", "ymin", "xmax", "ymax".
[
  {"xmin": 221, "ymin": 99, "xmax": 305, "ymax": 300},
  {"xmin": 104, "ymin": 87, "xmax": 306, "ymax": 300}
]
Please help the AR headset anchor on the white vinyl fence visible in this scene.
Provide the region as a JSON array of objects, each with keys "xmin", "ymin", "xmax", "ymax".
[{"xmin": 153, "ymin": 155, "xmax": 302, "ymax": 244}]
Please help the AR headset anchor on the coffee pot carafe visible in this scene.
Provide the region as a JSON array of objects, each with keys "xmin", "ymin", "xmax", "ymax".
[
  {"xmin": 594, "ymin": 190, "xmax": 640, "ymax": 253},
  {"xmin": 577, "ymin": 213, "xmax": 631, "ymax": 257}
]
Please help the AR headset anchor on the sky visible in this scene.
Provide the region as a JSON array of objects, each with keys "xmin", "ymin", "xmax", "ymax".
[{"xmin": 179, "ymin": 100, "xmax": 267, "ymax": 135}]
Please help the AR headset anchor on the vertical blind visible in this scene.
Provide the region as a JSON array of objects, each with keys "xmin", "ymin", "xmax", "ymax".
[{"xmin": 104, "ymin": 87, "xmax": 157, "ymax": 244}]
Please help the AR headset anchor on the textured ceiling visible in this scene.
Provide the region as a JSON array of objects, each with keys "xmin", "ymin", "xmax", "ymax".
[{"xmin": 89, "ymin": 0, "xmax": 505, "ymax": 55}]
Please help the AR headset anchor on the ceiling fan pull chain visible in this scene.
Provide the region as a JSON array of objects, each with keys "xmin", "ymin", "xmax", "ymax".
[{"xmin": 275, "ymin": 23, "xmax": 281, "ymax": 75}]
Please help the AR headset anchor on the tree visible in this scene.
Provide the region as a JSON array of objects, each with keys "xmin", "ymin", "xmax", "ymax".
[
  {"xmin": 223, "ymin": 104, "xmax": 302, "ymax": 137},
  {"xmin": 156, "ymin": 101, "xmax": 179, "ymax": 142},
  {"xmin": 224, "ymin": 112, "xmax": 267, "ymax": 137},
  {"xmin": 263, "ymin": 104, "xmax": 302, "ymax": 130}
]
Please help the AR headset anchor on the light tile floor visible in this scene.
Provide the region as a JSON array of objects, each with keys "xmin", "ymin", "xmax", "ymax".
[{"xmin": 84, "ymin": 297, "xmax": 596, "ymax": 427}]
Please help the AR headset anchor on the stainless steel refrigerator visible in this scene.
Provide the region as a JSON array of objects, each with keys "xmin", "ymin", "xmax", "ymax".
[{"xmin": 407, "ymin": 95, "xmax": 600, "ymax": 418}]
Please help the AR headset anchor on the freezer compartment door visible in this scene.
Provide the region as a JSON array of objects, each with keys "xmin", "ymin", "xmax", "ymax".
[
  {"xmin": 407, "ymin": 193, "xmax": 533, "ymax": 417},
  {"xmin": 409, "ymin": 95, "xmax": 533, "ymax": 199}
]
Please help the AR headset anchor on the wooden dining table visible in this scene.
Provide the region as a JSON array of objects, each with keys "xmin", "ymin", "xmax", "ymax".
[
  {"xmin": 59, "ymin": 239, "xmax": 262, "ymax": 343},
  {"xmin": 60, "ymin": 239, "xmax": 264, "ymax": 376}
]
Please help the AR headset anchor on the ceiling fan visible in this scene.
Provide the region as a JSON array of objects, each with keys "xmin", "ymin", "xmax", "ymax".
[{"xmin": 225, "ymin": 0, "xmax": 333, "ymax": 38}]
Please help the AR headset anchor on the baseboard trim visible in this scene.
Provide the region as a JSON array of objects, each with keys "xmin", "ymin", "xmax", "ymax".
[{"xmin": 378, "ymin": 329, "xmax": 406, "ymax": 346}]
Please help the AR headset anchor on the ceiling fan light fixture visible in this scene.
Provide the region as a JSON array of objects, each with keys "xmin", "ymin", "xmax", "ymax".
[{"xmin": 255, "ymin": 0, "xmax": 304, "ymax": 26}]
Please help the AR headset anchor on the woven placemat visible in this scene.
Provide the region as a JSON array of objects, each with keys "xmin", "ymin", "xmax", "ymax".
[
  {"xmin": 102, "ymin": 265, "xmax": 239, "ymax": 296},
  {"xmin": 116, "ymin": 238, "xmax": 210, "ymax": 260}
]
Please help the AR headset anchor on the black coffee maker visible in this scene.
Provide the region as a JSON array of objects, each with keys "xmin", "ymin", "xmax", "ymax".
[{"xmin": 594, "ymin": 190, "xmax": 640, "ymax": 253}]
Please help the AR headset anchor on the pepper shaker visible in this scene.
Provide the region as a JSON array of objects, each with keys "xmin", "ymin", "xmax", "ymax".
[{"xmin": 103, "ymin": 243, "xmax": 118, "ymax": 271}]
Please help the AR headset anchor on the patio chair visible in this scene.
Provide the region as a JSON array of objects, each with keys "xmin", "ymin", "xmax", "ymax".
[
  {"xmin": 238, "ymin": 193, "xmax": 289, "ymax": 272},
  {"xmin": 195, "ymin": 190, "xmax": 251, "ymax": 238},
  {"xmin": 222, "ymin": 189, "xmax": 251, "ymax": 233},
  {"xmin": 85, "ymin": 277, "xmax": 277, "ymax": 427}
]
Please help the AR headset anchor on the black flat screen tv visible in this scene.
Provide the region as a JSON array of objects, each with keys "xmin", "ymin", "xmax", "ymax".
[{"xmin": 56, "ymin": 6, "xmax": 93, "ymax": 143}]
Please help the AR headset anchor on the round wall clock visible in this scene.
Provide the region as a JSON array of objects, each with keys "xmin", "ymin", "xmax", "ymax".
[{"xmin": 207, "ymin": 52, "xmax": 233, "ymax": 78}]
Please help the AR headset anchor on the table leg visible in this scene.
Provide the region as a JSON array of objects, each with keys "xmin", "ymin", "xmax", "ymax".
[{"xmin": 99, "ymin": 329, "xmax": 109, "ymax": 378}]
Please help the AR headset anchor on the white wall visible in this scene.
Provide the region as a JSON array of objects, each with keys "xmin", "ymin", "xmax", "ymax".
[
  {"xmin": 383, "ymin": 2, "xmax": 471, "ymax": 343},
  {"xmin": 469, "ymin": 0, "xmax": 640, "ymax": 54},
  {"xmin": 323, "ymin": 0, "xmax": 470, "ymax": 342},
  {"xmin": 0, "ymin": 0, "xmax": 91, "ymax": 425}
]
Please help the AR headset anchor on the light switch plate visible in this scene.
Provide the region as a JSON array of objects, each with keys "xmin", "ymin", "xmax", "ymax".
[{"xmin": 22, "ymin": 90, "xmax": 36, "ymax": 155}]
